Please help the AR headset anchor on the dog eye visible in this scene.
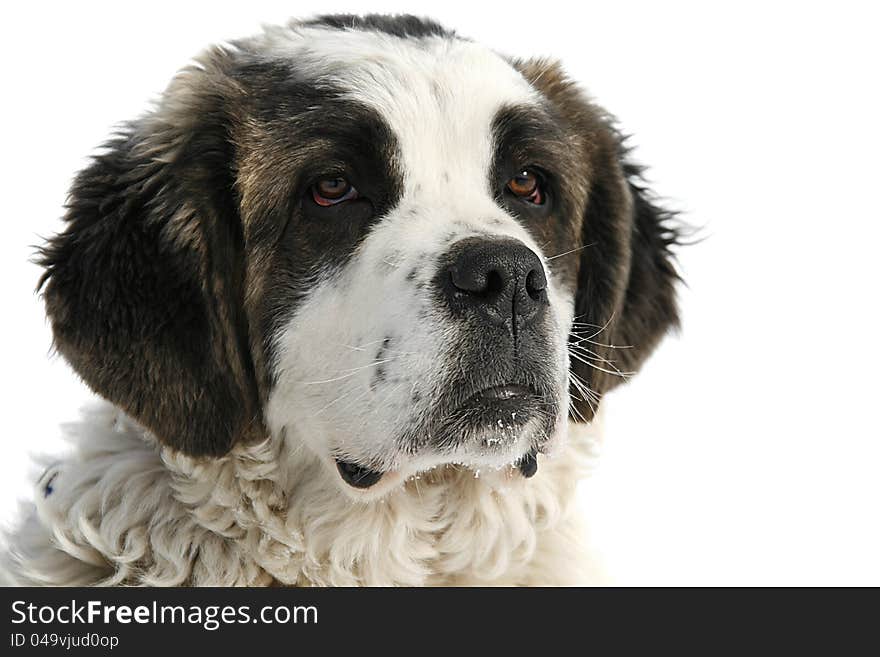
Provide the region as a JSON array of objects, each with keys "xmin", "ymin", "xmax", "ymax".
[
  {"xmin": 311, "ymin": 177, "xmax": 359, "ymax": 206},
  {"xmin": 507, "ymin": 169, "xmax": 545, "ymax": 205}
]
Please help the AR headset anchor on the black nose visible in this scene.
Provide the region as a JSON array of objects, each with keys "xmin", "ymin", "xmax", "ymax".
[{"xmin": 439, "ymin": 237, "xmax": 548, "ymax": 332}]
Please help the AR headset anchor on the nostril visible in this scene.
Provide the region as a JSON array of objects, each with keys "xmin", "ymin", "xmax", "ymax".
[
  {"xmin": 440, "ymin": 237, "xmax": 549, "ymax": 327},
  {"xmin": 525, "ymin": 268, "xmax": 547, "ymax": 301},
  {"xmin": 485, "ymin": 269, "xmax": 504, "ymax": 297},
  {"xmin": 451, "ymin": 266, "xmax": 505, "ymax": 298}
]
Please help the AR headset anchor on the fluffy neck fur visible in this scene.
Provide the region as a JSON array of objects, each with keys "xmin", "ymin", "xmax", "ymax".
[{"xmin": 3, "ymin": 402, "xmax": 602, "ymax": 586}]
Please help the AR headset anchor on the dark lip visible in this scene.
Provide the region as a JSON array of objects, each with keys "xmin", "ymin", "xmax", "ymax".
[
  {"xmin": 335, "ymin": 459, "xmax": 384, "ymax": 489},
  {"xmin": 518, "ymin": 448, "xmax": 539, "ymax": 478},
  {"xmin": 463, "ymin": 383, "xmax": 538, "ymax": 407},
  {"xmin": 337, "ymin": 449, "xmax": 540, "ymax": 485},
  {"xmin": 431, "ymin": 382, "xmax": 551, "ymax": 442}
]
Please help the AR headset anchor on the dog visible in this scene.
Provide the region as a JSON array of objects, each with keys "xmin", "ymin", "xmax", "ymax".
[{"xmin": 3, "ymin": 14, "xmax": 681, "ymax": 586}]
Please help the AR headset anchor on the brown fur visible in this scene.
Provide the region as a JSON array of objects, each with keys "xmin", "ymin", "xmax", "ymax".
[
  {"xmin": 513, "ymin": 58, "xmax": 681, "ymax": 419},
  {"xmin": 37, "ymin": 20, "xmax": 681, "ymax": 458}
]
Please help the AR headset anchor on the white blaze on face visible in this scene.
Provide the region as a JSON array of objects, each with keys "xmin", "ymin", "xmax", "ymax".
[{"xmin": 264, "ymin": 27, "xmax": 574, "ymax": 486}]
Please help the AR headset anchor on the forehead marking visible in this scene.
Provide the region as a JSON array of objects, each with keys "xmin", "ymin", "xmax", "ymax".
[{"xmin": 256, "ymin": 27, "xmax": 540, "ymax": 199}]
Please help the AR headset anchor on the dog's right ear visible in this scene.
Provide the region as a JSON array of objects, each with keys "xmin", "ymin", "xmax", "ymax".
[{"xmin": 38, "ymin": 47, "xmax": 263, "ymax": 457}]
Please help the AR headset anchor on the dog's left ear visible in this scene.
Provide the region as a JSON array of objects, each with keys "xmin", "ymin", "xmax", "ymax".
[
  {"xmin": 580, "ymin": 154, "xmax": 682, "ymax": 388},
  {"xmin": 514, "ymin": 59, "xmax": 682, "ymax": 422},
  {"xmin": 37, "ymin": 47, "xmax": 263, "ymax": 456},
  {"xmin": 572, "ymin": 123, "xmax": 682, "ymax": 423}
]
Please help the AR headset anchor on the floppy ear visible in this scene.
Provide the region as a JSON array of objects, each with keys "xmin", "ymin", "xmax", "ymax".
[
  {"xmin": 569, "ymin": 134, "xmax": 682, "ymax": 421},
  {"xmin": 510, "ymin": 58, "xmax": 682, "ymax": 422},
  {"xmin": 38, "ymin": 48, "xmax": 262, "ymax": 456}
]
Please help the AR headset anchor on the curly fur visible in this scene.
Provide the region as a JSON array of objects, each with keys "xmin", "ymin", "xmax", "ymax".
[
  {"xmin": 3, "ymin": 402, "xmax": 604, "ymax": 586},
  {"xmin": 3, "ymin": 15, "xmax": 680, "ymax": 587}
]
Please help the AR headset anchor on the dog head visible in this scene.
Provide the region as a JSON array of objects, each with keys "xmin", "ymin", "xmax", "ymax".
[{"xmin": 39, "ymin": 15, "xmax": 680, "ymax": 497}]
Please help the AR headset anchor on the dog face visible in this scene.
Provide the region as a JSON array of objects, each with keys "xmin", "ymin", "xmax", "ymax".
[{"xmin": 39, "ymin": 15, "xmax": 680, "ymax": 497}]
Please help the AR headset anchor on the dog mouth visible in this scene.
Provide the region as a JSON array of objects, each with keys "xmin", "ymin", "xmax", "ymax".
[
  {"xmin": 335, "ymin": 459, "xmax": 385, "ymax": 489},
  {"xmin": 518, "ymin": 448, "xmax": 539, "ymax": 478},
  {"xmin": 452, "ymin": 382, "xmax": 551, "ymax": 442},
  {"xmin": 462, "ymin": 383, "xmax": 537, "ymax": 409},
  {"xmin": 333, "ymin": 384, "xmax": 548, "ymax": 490},
  {"xmin": 334, "ymin": 445, "xmax": 539, "ymax": 490}
]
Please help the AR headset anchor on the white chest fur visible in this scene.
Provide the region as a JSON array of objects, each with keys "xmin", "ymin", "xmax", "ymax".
[{"xmin": 3, "ymin": 403, "xmax": 604, "ymax": 586}]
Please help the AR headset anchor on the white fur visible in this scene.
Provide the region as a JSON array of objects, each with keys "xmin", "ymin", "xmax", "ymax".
[
  {"xmin": 2, "ymin": 25, "xmax": 602, "ymax": 586},
  {"xmin": 3, "ymin": 402, "xmax": 604, "ymax": 586},
  {"xmin": 264, "ymin": 26, "xmax": 575, "ymax": 494}
]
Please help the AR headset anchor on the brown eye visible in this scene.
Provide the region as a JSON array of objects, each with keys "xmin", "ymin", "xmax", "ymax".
[
  {"xmin": 507, "ymin": 169, "xmax": 544, "ymax": 205},
  {"xmin": 312, "ymin": 177, "xmax": 358, "ymax": 206}
]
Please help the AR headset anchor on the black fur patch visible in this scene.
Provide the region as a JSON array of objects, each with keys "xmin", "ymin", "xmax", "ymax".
[
  {"xmin": 36, "ymin": 17, "xmax": 683, "ymax": 459},
  {"xmin": 370, "ymin": 337, "xmax": 393, "ymax": 390},
  {"xmin": 303, "ymin": 14, "xmax": 454, "ymax": 39},
  {"xmin": 38, "ymin": 46, "xmax": 403, "ymax": 456},
  {"xmin": 43, "ymin": 472, "xmax": 58, "ymax": 498},
  {"xmin": 497, "ymin": 64, "xmax": 683, "ymax": 421},
  {"xmin": 491, "ymin": 104, "xmax": 583, "ymax": 291}
]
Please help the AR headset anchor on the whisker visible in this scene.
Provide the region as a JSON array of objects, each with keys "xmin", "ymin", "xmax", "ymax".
[
  {"xmin": 314, "ymin": 385, "xmax": 368, "ymax": 417},
  {"xmin": 568, "ymin": 373, "xmax": 597, "ymax": 418},
  {"xmin": 568, "ymin": 349, "xmax": 632, "ymax": 379},
  {"xmin": 569, "ymin": 312, "xmax": 617, "ymax": 342},
  {"xmin": 544, "ymin": 242, "xmax": 596, "ymax": 261},
  {"xmin": 570, "ymin": 373, "xmax": 600, "ymax": 403},
  {"xmin": 333, "ymin": 338, "xmax": 389, "ymax": 353},
  {"xmin": 571, "ymin": 310, "xmax": 616, "ymax": 334},
  {"xmin": 299, "ymin": 365, "xmax": 390, "ymax": 386},
  {"xmin": 570, "ymin": 336, "xmax": 633, "ymax": 350},
  {"xmin": 569, "ymin": 343, "xmax": 627, "ymax": 370},
  {"xmin": 569, "ymin": 401, "xmax": 588, "ymax": 423},
  {"xmin": 570, "ymin": 367, "xmax": 599, "ymax": 392},
  {"xmin": 299, "ymin": 355, "xmax": 408, "ymax": 385}
]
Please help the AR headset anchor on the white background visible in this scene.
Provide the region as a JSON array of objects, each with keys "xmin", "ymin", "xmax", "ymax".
[{"xmin": 1, "ymin": 1, "xmax": 878, "ymax": 585}]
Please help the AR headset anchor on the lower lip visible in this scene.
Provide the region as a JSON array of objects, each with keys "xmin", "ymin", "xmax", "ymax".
[
  {"xmin": 470, "ymin": 384, "xmax": 533, "ymax": 403},
  {"xmin": 454, "ymin": 386, "xmax": 541, "ymax": 425},
  {"xmin": 335, "ymin": 460, "xmax": 384, "ymax": 488}
]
